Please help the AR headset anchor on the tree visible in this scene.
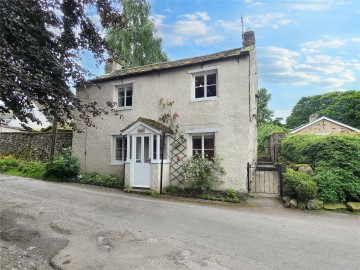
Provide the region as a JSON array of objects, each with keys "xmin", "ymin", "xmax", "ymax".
[
  {"xmin": 105, "ymin": 0, "xmax": 168, "ymax": 68},
  {"xmin": 257, "ymin": 88, "xmax": 274, "ymax": 125},
  {"xmin": 286, "ymin": 90, "xmax": 360, "ymax": 129},
  {"xmin": 0, "ymin": 0, "xmax": 123, "ymax": 130}
]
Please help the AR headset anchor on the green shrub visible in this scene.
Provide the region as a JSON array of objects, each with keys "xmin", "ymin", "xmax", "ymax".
[
  {"xmin": 44, "ymin": 148, "xmax": 79, "ymax": 180},
  {"xmin": 0, "ymin": 156, "xmax": 20, "ymax": 172},
  {"xmin": 164, "ymin": 184, "xmax": 177, "ymax": 194},
  {"xmin": 182, "ymin": 155, "xmax": 226, "ymax": 194},
  {"xmin": 19, "ymin": 161, "xmax": 46, "ymax": 179},
  {"xmin": 281, "ymin": 135, "xmax": 360, "ymax": 202},
  {"xmin": 283, "ymin": 169, "xmax": 317, "ymax": 201},
  {"xmin": 257, "ymin": 123, "xmax": 287, "ymax": 154},
  {"xmin": 79, "ymin": 172, "xmax": 121, "ymax": 187}
]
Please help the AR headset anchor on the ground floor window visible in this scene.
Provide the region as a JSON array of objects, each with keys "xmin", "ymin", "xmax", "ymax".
[
  {"xmin": 191, "ymin": 134, "xmax": 215, "ymax": 160},
  {"xmin": 113, "ymin": 136, "xmax": 127, "ymax": 163}
]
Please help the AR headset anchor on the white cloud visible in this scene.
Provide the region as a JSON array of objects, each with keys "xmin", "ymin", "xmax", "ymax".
[
  {"xmin": 216, "ymin": 13, "xmax": 290, "ymax": 31},
  {"xmin": 351, "ymin": 37, "xmax": 360, "ymax": 42},
  {"xmin": 301, "ymin": 38, "xmax": 347, "ymax": 50},
  {"xmin": 288, "ymin": 3, "xmax": 332, "ymax": 11},
  {"xmin": 155, "ymin": 12, "xmax": 224, "ymax": 47},
  {"xmin": 180, "ymin": 11, "xmax": 210, "ymax": 21},
  {"xmin": 258, "ymin": 46, "xmax": 360, "ymax": 89}
]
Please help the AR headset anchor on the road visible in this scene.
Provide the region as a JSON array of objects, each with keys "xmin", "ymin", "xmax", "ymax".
[{"xmin": 0, "ymin": 174, "xmax": 359, "ymax": 270}]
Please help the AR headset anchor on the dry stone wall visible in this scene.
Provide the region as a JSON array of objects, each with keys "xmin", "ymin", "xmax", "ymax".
[{"xmin": 0, "ymin": 131, "xmax": 72, "ymax": 161}]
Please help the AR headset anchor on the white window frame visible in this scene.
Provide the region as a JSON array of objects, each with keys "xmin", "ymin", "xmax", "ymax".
[
  {"xmin": 189, "ymin": 133, "xmax": 215, "ymax": 159},
  {"xmin": 111, "ymin": 80, "xmax": 135, "ymax": 111},
  {"xmin": 117, "ymin": 84, "xmax": 133, "ymax": 109},
  {"xmin": 151, "ymin": 134, "xmax": 170, "ymax": 164},
  {"xmin": 192, "ymin": 71, "xmax": 218, "ymax": 101},
  {"xmin": 111, "ymin": 135, "xmax": 127, "ymax": 165}
]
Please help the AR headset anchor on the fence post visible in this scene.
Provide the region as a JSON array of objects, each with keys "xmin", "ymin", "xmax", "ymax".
[
  {"xmin": 247, "ymin": 162, "xmax": 251, "ymax": 193},
  {"xmin": 277, "ymin": 163, "xmax": 283, "ymax": 197}
]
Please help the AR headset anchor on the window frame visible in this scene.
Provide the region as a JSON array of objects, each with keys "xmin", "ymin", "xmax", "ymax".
[
  {"xmin": 117, "ymin": 84, "xmax": 133, "ymax": 109},
  {"xmin": 189, "ymin": 133, "xmax": 215, "ymax": 159},
  {"xmin": 192, "ymin": 70, "xmax": 218, "ymax": 101},
  {"xmin": 111, "ymin": 135, "xmax": 127, "ymax": 165}
]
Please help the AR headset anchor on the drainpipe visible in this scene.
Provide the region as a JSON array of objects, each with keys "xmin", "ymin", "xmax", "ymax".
[{"xmin": 159, "ymin": 132, "xmax": 166, "ymax": 194}]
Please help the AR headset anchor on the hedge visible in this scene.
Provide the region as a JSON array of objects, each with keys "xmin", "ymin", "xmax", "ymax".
[
  {"xmin": 283, "ymin": 169, "xmax": 317, "ymax": 201},
  {"xmin": 281, "ymin": 134, "xmax": 360, "ymax": 202}
]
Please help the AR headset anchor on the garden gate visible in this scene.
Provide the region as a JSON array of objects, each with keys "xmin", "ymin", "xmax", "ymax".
[{"xmin": 247, "ymin": 162, "xmax": 283, "ymax": 196}]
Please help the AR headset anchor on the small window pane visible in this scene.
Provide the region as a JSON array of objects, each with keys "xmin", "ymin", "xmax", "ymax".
[
  {"xmin": 207, "ymin": 73, "xmax": 216, "ymax": 85},
  {"xmin": 204, "ymin": 137, "xmax": 214, "ymax": 149},
  {"xmin": 153, "ymin": 136, "xmax": 157, "ymax": 160},
  {"xmin": 192, "ymin": 137, "xmax": 202, "ymax": 149},
  {"xmin": 136, "ymin": 137, "xmax": 141, "ymax": 163},
  {"xmin": 118, "ymin": 89, "xmax": 125, "ymax": 97},
  {"xmin": 195, "ymin": 87, "xmax": 204, "ymax": 98},
  {"xmin": 118, "ymin": 96, "xmax": 125, "ymax": 107},
  {"xmin": 116, "ymin": 137, "xmax": 122, "ymax": 148},
  {"xmin": 126, "ymin": 96, "xmax": 132, "ymax": 106},
  {"xmin": 195, "ymin": 75, "xmax": 204, "ymax": 87},
  {"xmin": 204, "ymin": 150, "xmax": 215, "ymax": 160},
  {"xmin": 127, "ymin": 89, "xmax": 132, "ymax": 97},
  {"xmin": 160, "ymin": 137, "xmax": 168, "ymax": 159},
  {"xmin": 144, "ymin": 137, "xmax": 150, "ymax": 163},
  {"xmin": 115, "ymin": 149, "xmax": 122, "ymax": 160},
  {"xmin": 207, "ymin": 85, "xmax": 217, "ymax": 97}
]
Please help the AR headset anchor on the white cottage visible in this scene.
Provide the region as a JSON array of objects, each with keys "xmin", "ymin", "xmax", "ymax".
[{"xmin": 73, "ymin": 31, "xmax": 258, "ymax": 192}]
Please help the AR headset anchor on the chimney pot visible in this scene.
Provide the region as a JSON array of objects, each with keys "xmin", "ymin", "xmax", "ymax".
[{"xmin": 243, "ymin": 30, "xmax": 255, "ymax": 47}]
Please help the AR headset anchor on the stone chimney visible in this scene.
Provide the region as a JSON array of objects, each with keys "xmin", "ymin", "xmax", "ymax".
[
  {"xmin": 242, "ymin": 30, "xmax": 255, "ymax": 47},
  {"xmin": 309, "ymin": 114, "xmax": 319, "ymax": 123},
  {"xmin": 104, "ymin": 58, "xmax": 122, "ymax": 74}
]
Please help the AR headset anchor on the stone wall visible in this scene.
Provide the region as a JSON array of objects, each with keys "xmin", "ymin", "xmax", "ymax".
[
  {"xmin": 269, "ymin": 132, "xmax": 286, "ymax": 162},
  {"xmin": 0, "ymin": 131, "xmax": 72, "ymax": 162}
]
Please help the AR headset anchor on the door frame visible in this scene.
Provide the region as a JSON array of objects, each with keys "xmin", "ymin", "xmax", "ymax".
[{"xmin": 131, "ymin": 134, "xmax": 151, "ymax": 188}]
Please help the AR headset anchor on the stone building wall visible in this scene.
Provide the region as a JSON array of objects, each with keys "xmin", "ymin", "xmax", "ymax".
[
  {"xmin": 294, "ymin": 120, "xmax": 358, "ymax": 135},
  {"xmin": 269, "ymin": 132, "xmax": 286, "ymax": 162},
  {"xmin": 0, "ymin": 131, "xmax": 72, "ymax": 161}
]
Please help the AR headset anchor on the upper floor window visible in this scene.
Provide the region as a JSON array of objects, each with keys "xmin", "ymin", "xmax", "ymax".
[
  {"xmin": 194, "ymin": 72, "xmax": 217, "ymax": 99},
  {"xmin": 118, "ymin": 85, "xmax": 132, "ymax": 108}
]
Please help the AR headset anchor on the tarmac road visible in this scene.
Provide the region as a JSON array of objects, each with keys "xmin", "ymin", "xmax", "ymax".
[{"xmin": 0, "ymin": 174, "xmax": 359, "ymax": 270}]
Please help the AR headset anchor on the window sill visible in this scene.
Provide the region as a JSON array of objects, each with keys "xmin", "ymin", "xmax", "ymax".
[
  {"xmin": 110, "ymin": 162, "xmax": 125, "ymax": 166},
  {"xmin": 113, "ymin": 107, "xmax": 133, "ymax": 111},
  {"xmin": 151, "ymin": 160, "xmax": 171, "ymax": 164},
  {"xmin": 191, "ymin": 97, "xmax": 219, "ymax": 102}
]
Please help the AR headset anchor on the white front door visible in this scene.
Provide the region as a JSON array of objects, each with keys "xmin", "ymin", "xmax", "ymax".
[{"xmin": 132, "ymin": 135, "xmax": 151, "ymax": 188}]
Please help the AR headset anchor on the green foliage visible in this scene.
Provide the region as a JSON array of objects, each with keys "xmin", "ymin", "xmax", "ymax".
[
  {"xmin": 106, "ymin": 0, "xmax": 168, "ymax": 68},
  {"xmin": 0, "ymin": 156, "xmax": 20, "ymax": 172},
  {"xmin": 283, "ymin": 169, "xmax": 317, "ymax": 201},
  {"xmin": 281, "ymin": 134, "xmax": 360, "ymax": 202},
  {"xmin": 44, "ymin": 149, "xmax": 79, "ymax": 180},
  {"xmin": 1, "ymin": 0, "xmax": 123, "ymax": 129},
  {"xmin": 18, "ymin": 161, "xmax": 46, "ymax": 179},
  {"xmin": 286, "ymin": 90, "xmax": 360, "ymax": 129},
  {"xmin": 257, "ymin": 123, "xmax": 287, "ymax": 153},
  {"xmin": 257, "ymin": 88, "xmax": 274, "ymax": 124},
  {"xmin": 79, "ymin": 173, "xmax": 121, "ymax": 187},
  {"xmin": 164, "ymin": 184, "xmax": 177, "ymax": 195},
  {"xmin": 182, "ymin": 155, "xmax": 226, "ymax": 194}
]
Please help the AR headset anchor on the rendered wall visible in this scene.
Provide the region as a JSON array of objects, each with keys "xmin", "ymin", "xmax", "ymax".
[{"xmin": 73, "ymin": 50, "xmax": 258, "ymax": 192}]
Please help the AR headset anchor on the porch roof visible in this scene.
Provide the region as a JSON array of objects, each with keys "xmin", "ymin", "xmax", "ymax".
[{"xmin": 121, "ymin": 117, "xmax": 173, "ymax": 134}]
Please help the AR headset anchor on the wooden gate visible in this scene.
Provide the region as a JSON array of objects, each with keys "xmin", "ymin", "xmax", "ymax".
[{"xmin": 247, "ymin": 163, "xmax": 283, "ymax": 196}]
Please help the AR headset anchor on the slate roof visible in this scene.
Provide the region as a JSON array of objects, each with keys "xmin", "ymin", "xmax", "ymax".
[
  {"xmin": 290, "ymin": 116, "xmax": 360, "ymax": 134},
  {"xmin": 91, "ymin": 47, "xmax": 251, "ymax": 83},
  {"xmin": 121, "ymin": 117, "xmax": 173, "ymax": 134}
]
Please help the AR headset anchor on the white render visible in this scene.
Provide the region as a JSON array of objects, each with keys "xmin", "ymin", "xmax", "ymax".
[{"xmin": 73, "ymin": 46, "xmax": 258, "ymax": 192}]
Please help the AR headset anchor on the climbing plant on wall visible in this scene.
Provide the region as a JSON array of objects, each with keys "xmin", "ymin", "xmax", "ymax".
[{"xmin": 158, "ymin": 98, "xmax": 187, "ymax": 185}]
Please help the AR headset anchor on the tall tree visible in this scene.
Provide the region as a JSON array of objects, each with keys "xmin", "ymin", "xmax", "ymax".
[
  {"xmin": 0, "ymin": 0, "xmax": 123, "ymax": 130},
  {"xmin": 286, "ymin": 90, "xmax": 360, "ymax": 129},
  {"xmin": 257, "ymin": 88, "xmax": 274, "ymax": 125},
  {"xmin": 106, "ymin": 0, "xmax": 168, "ymax": 68}
]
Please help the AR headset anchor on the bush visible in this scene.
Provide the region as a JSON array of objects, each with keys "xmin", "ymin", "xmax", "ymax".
[
  {"xmin": 182, "ymin": 155, "xmax": 225, "ymax": 194},
  {"xmin": 0, "ymin": 156, "xmax": 20, "ymax": 172},
  {"xmin": 257, "ymin": 123, "xmax": 287, "ymax": 154},
  {"xmin": 79, "ymin": 172, "xmax": 121, "ymax": 187},
  {"xmin": 281, "ymin": 135, "xmax": 360, "ymax": 202},
  {"xmin": 18, "ymin": 161, "xmax": 46, "ymax": 179},
  {"xmin": 283, "ymin": 169, "xmax": 317, "ymax": 201},
  {"xmin": 44, "ymin": 148, "xmax": 79, "ymax": 180}
]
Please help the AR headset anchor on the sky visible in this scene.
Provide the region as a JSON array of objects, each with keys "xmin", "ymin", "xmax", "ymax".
[
  {"xmin": 146, "ymin": 0, "xmax": 360, "ymax": 121},
  {"xmin": 85, "ymin": 0, "xmax": 360, "ymax": 121}
]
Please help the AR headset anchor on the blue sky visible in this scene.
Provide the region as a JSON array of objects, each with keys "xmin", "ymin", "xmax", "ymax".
[{"xmin": 84, "ymin": 0, "xmax": 360, "ymax": 121}]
